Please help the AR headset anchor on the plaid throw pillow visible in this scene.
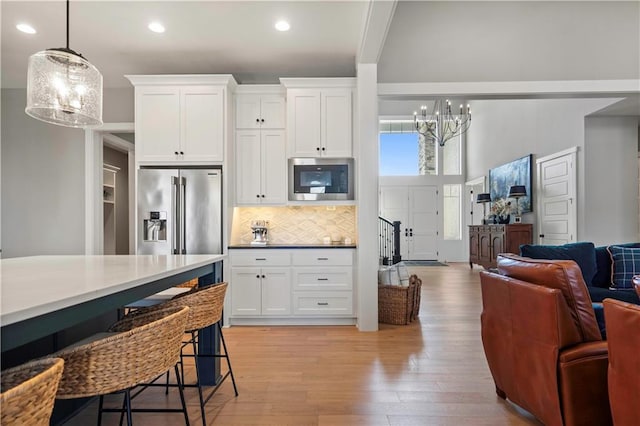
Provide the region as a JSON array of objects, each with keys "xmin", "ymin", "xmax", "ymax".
[{"xmin": 607, "ymin": 245, "xmax": 640, "ymax": 290}]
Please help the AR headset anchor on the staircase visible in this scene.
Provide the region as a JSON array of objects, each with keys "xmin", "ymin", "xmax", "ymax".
[{"xmin": 379, "ymin": 216, "xmax": 402, "ymax": 265}]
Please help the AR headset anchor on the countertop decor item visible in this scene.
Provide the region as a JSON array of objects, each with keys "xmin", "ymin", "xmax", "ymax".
[
  {"xmin": 25, "ymin": 0, "xmax": 103, "ymax": 128},
  {"xmin": 476, "ymin": 192, "xmax": 492, "ymax": 224},
  {"xmin": 413, "ymin": 99, "xmax": 471, "ymax": 147},
  {"xmin": 489, "ymin": 154, "xmax": 532, "ymax": 215}
]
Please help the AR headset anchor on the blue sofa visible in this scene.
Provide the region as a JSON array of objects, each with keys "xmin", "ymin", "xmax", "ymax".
[{"xmin": 520, "ymin": 242, "xmax": 640, "ymax": 305}]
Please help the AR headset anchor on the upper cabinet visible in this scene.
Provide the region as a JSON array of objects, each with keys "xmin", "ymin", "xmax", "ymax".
[
  {"xmin": 236, "ymin": 94, "xmax": 285, "ymax": 129},
  {"xmin": 126, "ymin": 75, "xmax": 237, "ymax": 164},
  {"xmin": 281, "ymin": 78, "xmax": 355, "ymax": 158}
]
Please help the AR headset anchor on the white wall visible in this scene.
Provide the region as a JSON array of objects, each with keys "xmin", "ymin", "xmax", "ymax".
[
  {"xmin": 1, "ymin": 88, "xmax": 135, "ymax": 258},
  {"xmin": 379, "ymin": 1, "xmax": 639, "ymax": 83},
  {"xmin": 466, "ymin": 97, "xmax": 635, "ymax": 243},
  {"xmin": 1, "ymin": 89, "xmax": 86, "ymax": 258},
  {"xmin": 584, "ymin": 116, "xmax": 639, "ymax": 245}
]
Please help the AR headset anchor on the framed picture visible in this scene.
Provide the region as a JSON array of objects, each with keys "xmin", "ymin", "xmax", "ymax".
[{"xmin": 489, "ymin": 154, "xmax": 532, "ymax": 214}]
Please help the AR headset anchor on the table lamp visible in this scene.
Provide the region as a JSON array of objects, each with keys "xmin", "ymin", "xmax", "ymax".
[
  {"xmin": 476, "ymin": 193, "xmax": 492, "ymax": 224},
  {"xmin": 508, "ymin": 185, "xmax": 527, "ymax": 223}
]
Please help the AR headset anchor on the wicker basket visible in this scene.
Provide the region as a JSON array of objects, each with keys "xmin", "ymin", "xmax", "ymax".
[
  {"xmin": 378, "ymin": 274, "xmax": 422, "ymax": 325},
  {"xmin": 0, "ymin": 357, "xmax": 64, "ymax": 426}
]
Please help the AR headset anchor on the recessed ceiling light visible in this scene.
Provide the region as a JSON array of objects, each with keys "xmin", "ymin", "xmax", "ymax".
[
  {"xmin": 275, "ymin": 20, "xmax": 290, "ymax": 32},
  {"xmin": 148, "ymin": 22, "xmax": 165, "ymax": 33},
  {"xmin": 17, "ymin": 23, "xmax": 36, "ymax": 34}
]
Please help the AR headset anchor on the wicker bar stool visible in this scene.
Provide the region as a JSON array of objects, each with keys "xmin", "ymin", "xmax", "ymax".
[
  {"xmin": 130, "ymin": 282, "xmax": 237, "ymax": 426},
  {"xmin": 1, "ymin": 357, "xmax": 64, "ymax": 426},
  {"xmin": 54, "ymin": 306, "xmax": 190, "ymax": 425}
]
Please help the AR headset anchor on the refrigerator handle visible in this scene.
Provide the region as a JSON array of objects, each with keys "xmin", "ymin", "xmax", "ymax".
[
  {"xmin": 180, "ymin": 177, "xmax": 187, "ymax": 254},
  {"xmin": 172, "ymin": 176, "xmax": 180, "ymax": 254}
]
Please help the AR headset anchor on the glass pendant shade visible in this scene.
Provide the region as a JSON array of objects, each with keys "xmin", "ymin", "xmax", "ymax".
[{"xmin": 26, "ymin": 48, "xmax": 103, "ymax": 128}]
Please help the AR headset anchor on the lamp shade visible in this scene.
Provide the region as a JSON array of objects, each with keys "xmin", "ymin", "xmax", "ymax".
[
  {"xmin": 476, "ymin": 193, "xmax": 491, "ymax": 203},
  {"xmin": 26, "ymin": 49, "xmax": 103, "ymax": 128},
  {"xmin": 508, "ymin": 185, "xmax": 527, "ymax": 198}
]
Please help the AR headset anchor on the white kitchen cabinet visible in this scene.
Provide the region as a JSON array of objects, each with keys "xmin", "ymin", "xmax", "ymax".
[
  {"xmin": 230, "ymin": 251, "xmax": 291, "ymax": 316},
  {"xmin": 235, "ymin": 129, "xmax": 286, "ymax": 204},
  {"xmin": 281, "ymin": 78, "xmax": 354, "ymax": 158},
  {"xmin": 229, "ymin": 248, "xmax": 355, "ymax": 323},
  {"xmin": 236, "ymin": 95, "xmax": 285, "ymax": 129},
  {"xmin": 230, "ymin": 267, "xmax": 291, "ymax": 316},
  {"xmin": 127, "ymin": 75, "xmax": 236, "ymax": 164},
  {"xmin": 291, "ymin": 249, "xmax": 354, "ymax": 316}
]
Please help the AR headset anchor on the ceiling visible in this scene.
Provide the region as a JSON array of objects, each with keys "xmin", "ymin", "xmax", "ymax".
[{"xmin": 1, "ymin": 1, "xmax": 369, "ymax": 89}]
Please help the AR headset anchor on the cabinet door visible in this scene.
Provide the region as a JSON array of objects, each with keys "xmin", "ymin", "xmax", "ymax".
[
  {"xmin": 260, "ymin": 96, "xmax": 285, "ymax": 129},
  {"xmin": 321, "ymin": 89, "xmax": 352, "ymax": 157},
  {"xmin": 479, "ymin": 230, "xmax": 492, "ymax": 264},
  {"xmin": 235, "ymin": 130, "xmax": 262, "ymax": 204},
  {"xmin": 181, "ymin": 86, "xmax": 224, "ymax": 161},
  {"xmin": 230, "ymin": 268, "xmax": 262, "ymax": 316},
  {"xmin": 260, "ymin": 130, "xmax": 287, "ymax": 204},
  {"xmin": 135, "ymin": 86, "xmax": 180, "ymax": 162},
  {"xmin": 288, "ymin": 89, "xmax": 321, "ymax": 157},
  {"xmin": 235, "ymin": 95, "xmax": 261, "ymax": 129},
  {"xmin": 261, "ymin": 268, "xmax": 291, "ymax": 315},
  {"xmin": 469, "ymin": 227, "xmax": 480, "ymax": 263}
]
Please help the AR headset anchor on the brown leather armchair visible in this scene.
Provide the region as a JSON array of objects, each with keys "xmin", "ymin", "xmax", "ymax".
[
  {"xmin": 480, "ymin": 254, "xmax": 611, "ymax": 426},
  {"xmin": 603, "ymin": 299, "xmax": 640, "ymax": 426}
]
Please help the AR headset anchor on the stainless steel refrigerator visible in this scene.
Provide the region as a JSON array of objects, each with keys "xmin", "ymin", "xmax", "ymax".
[{"xmin": 137, "ymin": 167, "xmax": 222, "ymax": 255}]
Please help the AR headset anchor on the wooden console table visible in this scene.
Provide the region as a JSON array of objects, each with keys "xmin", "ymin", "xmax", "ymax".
[{"xmin": 469, "ymin": 224, "xmax": 533, "ymax": 269}]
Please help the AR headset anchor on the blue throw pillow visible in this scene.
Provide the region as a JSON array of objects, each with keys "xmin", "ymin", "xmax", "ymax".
[
  {"xmin": 607, "ymin": 245, "xmax": 640, "ymax": 290},
  {"xmin": 593, "ymin": 243, "xmax": 640, "ymax": 287},
  {"xmin": 520, "ymin": 242, "xmax": 597, "ymax": 285}
]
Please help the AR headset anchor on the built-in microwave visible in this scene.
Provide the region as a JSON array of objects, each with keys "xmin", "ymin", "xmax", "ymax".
[{"xmin": 288, "ymin": 158, "xmax": 354, "ymax": 201}]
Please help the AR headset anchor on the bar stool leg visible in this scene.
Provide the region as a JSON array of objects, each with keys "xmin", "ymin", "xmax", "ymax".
[
  {"xmin": 124, "ymin": 389, "xmax": 133, "ymax": 426},
  {"xmin": 174, "ymin": 364, "xmax": 191, "ymax": 426},
  {"xmin": 97, "ymin": 395, "xmax": 105, "ymax": 426},
  {"xmin": 191, "ymin": 331, "xmax": 207, "ymax": 426},
  {"xmin": 218, "ymin": 322, "xmax": 238, "ymax": 396}
]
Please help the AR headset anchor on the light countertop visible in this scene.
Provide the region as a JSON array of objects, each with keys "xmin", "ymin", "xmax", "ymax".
[
  {"xmin": 228, "ymin": 244, "xmax": 357, "ymax": 249},
  {"xmin": 0, "ymin": 254, "xmax": 225, "ymax": 327}
]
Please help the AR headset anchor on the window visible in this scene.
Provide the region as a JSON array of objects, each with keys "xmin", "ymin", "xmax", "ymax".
[
  {"xmin": 378, "ymin": 120, "xmax": 436, "ymax": 176},
  {"xmin": 443, "ymin": 184, "xmax": 462, "ymax": 240},
  {"xmin": 379, "ymin": 132, "xmax": 419, "ymax": 175},
  {"xmin": 443, "ymin": 134, "xmax": 461, "ymax": 175}
]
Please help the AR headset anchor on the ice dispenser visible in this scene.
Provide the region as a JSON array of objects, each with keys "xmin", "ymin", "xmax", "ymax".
[{"xmin": 143, "ymin": 211, "xmax": 167, "ymax": 242}]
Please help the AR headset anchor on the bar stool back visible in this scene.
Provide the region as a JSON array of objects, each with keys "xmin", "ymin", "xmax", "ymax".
[
  {"xmin": 54, "ymin": 306, "xmax": 190, "ymax": 425},
  {"xmin": 1, "ymin": 357, "xmax": 64, "ymax": 426}
]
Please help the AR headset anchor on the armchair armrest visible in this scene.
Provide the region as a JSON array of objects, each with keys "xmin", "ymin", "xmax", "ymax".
[
  {"xmin": 558, "ymin": 341, "xmax": 611, "ymax": 426},
  {"xmin": 559, "ymin": 340, "xmax": 607, "ymax": 364}
]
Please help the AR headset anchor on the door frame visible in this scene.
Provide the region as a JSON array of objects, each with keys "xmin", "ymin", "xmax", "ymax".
[
  {"xmin": 84, "ymin": 123, "xmax": 135, "ymax": 255},
  {"xmin": 536, "ymin": 146, "xmax": 578, "ymax": 244}
]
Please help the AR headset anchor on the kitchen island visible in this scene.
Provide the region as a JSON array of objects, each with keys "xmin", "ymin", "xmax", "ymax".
[{"xmin": 1, "ymin": 254, "xmax": 225, "ymax": 352}]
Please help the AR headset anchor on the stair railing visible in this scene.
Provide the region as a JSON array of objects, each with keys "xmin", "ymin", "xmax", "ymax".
[{"xmin": 378, "ymin": 216, "xmax": 402, "ymax": 265}]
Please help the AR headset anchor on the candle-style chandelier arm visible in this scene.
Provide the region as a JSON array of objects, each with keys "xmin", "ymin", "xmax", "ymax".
[{"xmin": 413, "ymin": 99, "xmax": 472, "ymax": 147}]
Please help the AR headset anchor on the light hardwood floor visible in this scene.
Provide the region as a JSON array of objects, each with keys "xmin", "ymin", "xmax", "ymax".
[{"xmin": 64, "ymin": 263, "xmax": 541, "ymax": 425}]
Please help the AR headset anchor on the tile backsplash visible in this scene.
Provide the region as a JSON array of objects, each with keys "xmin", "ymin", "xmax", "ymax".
[{"xmin": 231, "ymin": 206, "xmax": 357, "ymax": 245}]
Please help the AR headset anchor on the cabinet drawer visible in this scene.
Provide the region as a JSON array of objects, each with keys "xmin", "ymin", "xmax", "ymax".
[
  {"xmin": 230, "ymin": 251, "xmax": 291, "ymax": 267},
  {"xmin": 291, "ymin": 250, "xmax": 353, "ymax": 266},
  {"xmin": 292, "ymin": 268, "xmax": 352, "ymax": 291},
  {"xmin": 293, "ymin": 291, "xmax": 353, "ymax": 316}
]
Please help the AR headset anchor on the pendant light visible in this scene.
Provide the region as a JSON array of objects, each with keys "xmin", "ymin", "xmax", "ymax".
[{"xmin": 25, "ymin": 0, "xmax": 103, "ymax": 128}]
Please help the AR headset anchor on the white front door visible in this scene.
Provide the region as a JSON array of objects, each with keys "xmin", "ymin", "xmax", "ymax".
[
  {"xmin": 408, "ymin": 186, "xmax": 438, "ymax": 260},
  {"xmin": 536, "ymin": 148, "xmax": 577, "ymax": 244},
  {"xmin": 379, "ymin": 184, "xmax": 439, "ymax": 261}
]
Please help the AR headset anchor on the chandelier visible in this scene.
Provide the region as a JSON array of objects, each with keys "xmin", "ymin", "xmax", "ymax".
[
  {"xmin": 413, "ymin": 99, "xmax": 471, "ymax": 147},
  {"xmin": 25, "ymin": 0, "xmax": 103, "ymax": 128}
]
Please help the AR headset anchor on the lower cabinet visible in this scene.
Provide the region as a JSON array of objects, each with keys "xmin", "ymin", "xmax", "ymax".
[
  {"xmin": 229, "ymin": 248, "xmax": 355, "ymax": 324},
  {"xmin": 469, "ymin": 224, "xmax": 533, "ymax": 269},
  {"xmin": 230, "ymin": 267, "xmax": 290, "ymax": 316}
]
